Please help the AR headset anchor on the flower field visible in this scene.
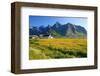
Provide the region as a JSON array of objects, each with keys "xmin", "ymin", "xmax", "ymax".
[{"xmin": 29, "ymin": 38, "xmax": 87, "ymax": 60}]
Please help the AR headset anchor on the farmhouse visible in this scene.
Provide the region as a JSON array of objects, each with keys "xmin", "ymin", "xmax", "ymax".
[
  {"xmin": 30, "ymin": 34, "xmax": 54, "ymax": 39},
  {"xmin": 29, "ymin": 35, "xmax": 38, "ymax": 39},
  {"xmin": 48, "ymin": 34, "xmax": 53, "ymax": 38}
]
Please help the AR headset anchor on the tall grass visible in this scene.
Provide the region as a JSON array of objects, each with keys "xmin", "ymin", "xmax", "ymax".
[{"xmin": 29, "ymin": 38, "xmax": 87, "ymax": 60}]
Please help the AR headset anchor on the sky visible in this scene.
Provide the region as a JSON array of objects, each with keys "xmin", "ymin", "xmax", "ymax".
[{"xmin": 29, "ymin": 15, "xmax": 87, "ymax": 30}]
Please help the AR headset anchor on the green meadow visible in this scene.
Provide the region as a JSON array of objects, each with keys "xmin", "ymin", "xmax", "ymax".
[{"xmin": 29, "ymin": 38, "xmax": 87, "ymax": 60}]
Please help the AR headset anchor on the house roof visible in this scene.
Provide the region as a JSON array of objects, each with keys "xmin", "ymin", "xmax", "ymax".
[{"xmin": 29, "ymin": 35, "xmax": 38, "ymax": 37}]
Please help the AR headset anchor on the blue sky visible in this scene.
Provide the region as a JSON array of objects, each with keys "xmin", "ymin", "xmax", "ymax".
[{"xmin": 29, "ymin": 15, "xmax": 87, "ymax": 30}]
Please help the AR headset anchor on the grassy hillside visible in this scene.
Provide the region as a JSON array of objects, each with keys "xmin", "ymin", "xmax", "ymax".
[{"xmin": 29, "ymin": 38, "xmax": 87, "ymax": 60}]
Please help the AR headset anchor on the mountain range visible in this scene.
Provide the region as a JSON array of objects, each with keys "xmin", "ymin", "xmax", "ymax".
[{"xmin": 29, "ymin": 22, "xmax": 87, "ymax": 38}]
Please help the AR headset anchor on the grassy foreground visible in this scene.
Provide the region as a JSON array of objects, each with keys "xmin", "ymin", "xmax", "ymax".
[{"xmin": 29, "ymin": 38, "xmax": 87, "ymax": 60}]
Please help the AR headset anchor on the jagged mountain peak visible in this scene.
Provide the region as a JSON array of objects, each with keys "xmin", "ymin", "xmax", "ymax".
[
  {"xmin": 53, "ymin": 22, "xmax": 61, "ymax": 27},
  {"xmin": 55, "ymin": 21, "xmax": 61, "ymax": 25},
  {"xmin": 30, "ymin": 22, "xmax": 87, "ymax": 38}
]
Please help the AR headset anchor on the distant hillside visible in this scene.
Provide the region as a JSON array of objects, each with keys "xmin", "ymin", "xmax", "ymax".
[{"xmin": 29, "ymin": 22, "xmax": 87, "ymax": 38}]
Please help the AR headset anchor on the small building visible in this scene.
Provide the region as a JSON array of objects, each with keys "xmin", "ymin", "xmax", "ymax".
[
  {"xmin": 48, "ymin": 35, "xmax": 53, "ymax": 39},
  {"xmin": 29, "ymin": 35, "xmax": 38, "ymax": 39},
  {"xmin": 30, "ymin": 34, "xmax": 54, "ymax": 39}
]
